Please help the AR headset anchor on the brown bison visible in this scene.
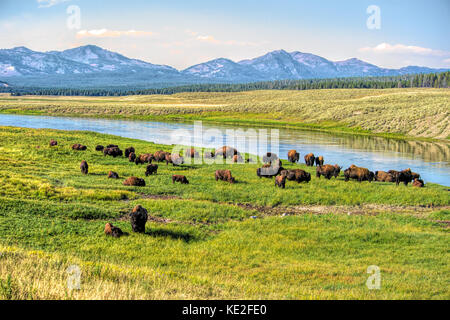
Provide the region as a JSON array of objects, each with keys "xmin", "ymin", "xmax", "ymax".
[
  {"xmin": 172, "ymin": 175, "xmax": 189, "ymax": 184},
  {"xmin": 215, "ymin": 170, "xmax": 235, "ymax": 184},
  {"xmin": 104, "ymin": 223, "xmax": 123, "ymax": 238},
  {"xmin": 153, "ymin": 150, "xmax": 169, "ymax": 162},
  {"xmin": 95, "ymin": 145, "xmax": 104, "ymax": 151},
  {"xmin": 388, "ymin": 169, "xmax": 413, "ymax": 186},
  {"xmin": 374, "ymin": 171, "xmax": 395, "ymax": 182},
  {"xmin": 315, "ymin": 156, "xmax": 324, "ymax": 166},
  {"xmin": 316, "ymin": 164, "xmax": 341, "ymax": 179},
  {"xmin": 281, "ymin": 169, "xmax": 311, "ymax": 183},
  {"xmin": 344, "ymin": 165, "xmax": 374, "ymax": 182},
  {"xmin": 49, "ymin": 139, "xmax": 58, "ymax": 147},
  {"xmin": 108, "ymin": 171, "xmax": 119, "ymax": 179},
  {"xmin": 130, "ymin": 205, "xmax": 148, "ymax": 233},
  {"xmin": 412, "ymin": 178, "xmax": 425, "ymax": 188},
  {"xmin": 123, "ymin": 177, "xmax": 146, "ymax": 187},
  {"xmin": 124, "ymin": 147, "xmax": 135, "ymax": 158},
  {"xmin": 72, "ymin": 144, "xmax": 87, "ymax": 151},
  {"xmin": 215, "ymin": 146, "xmax": 239, "ymax": 159},
  {"xmin": 287, "ymin": 150, "xmax": 299, "ymax": 163},
  {"xmin": 128, "ymin": 152, "xmax": 136, "ymax": 163},
  {"xmin": 304, "ymin": 153, "xmax": 315, "ymax": 166},
  {"xmin": 145, "ymin": 164, "xmax": 158, "ymax": 176},
  {"xmin": 411, "ymin": 172, "xmax": 421, "ymax": 180},
  {"xmin": 103, "ymin": 147, "xmax": 123, "ymax": 157},
  {"xmin": 135, "ymin": 153, "xmax": 153, "ymax": 165},
  {"xmin": 80, "ymin": 160, "xmax": 88, "ymax": 175},
  {"xmin": 275, "ymin": 175, "xmax": 287, "ymax": 189}
]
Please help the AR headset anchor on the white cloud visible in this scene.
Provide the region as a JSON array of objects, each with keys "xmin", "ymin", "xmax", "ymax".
[
  {"xmin": 76, "ymin": 29, "xmax": 157, "ymax": 39},
  {"xmin": 359, "ymin": 43, "xmax": 449, "ymax": 57},
  {"xmin": 37, "ymin": 0, "xmax": 71, "ymax": 8}
]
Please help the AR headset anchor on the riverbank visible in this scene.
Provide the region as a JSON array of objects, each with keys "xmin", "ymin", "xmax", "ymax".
[
  {"xmin": 0, "ymin": 126, "xmax": 449, "ymax": 299},
  {"xmin": 1, "ymin": 88, "xmax": 449, "ymax": 141}
]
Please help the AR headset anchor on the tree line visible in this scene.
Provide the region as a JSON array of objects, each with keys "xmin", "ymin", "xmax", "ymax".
[{"xmin": 1, "ymin": 71, "xmax": 448, "ymax": 96}]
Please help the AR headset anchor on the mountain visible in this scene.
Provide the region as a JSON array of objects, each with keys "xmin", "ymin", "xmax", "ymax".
[{"xmin": 0, "ymin": 45, "xmax": 447, "ymax": 88}]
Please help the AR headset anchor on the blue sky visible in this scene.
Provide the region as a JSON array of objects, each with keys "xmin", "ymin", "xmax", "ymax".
[{"xmin": 1, "ymin": 0, "xmax": 449, "ymax": 69}]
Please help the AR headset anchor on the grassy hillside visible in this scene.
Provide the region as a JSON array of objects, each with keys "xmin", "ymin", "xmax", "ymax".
[
  {"xmin": 0, "ymin": 126, "xmax": 448, "ymax": 299},
  {"xmin": 0, "ymin": 88, "xmax": 449, "ymax": 139}
]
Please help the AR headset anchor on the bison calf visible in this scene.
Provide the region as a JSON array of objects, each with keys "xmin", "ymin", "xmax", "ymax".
[
  {"xmin": 104, "ymin": 223, "xmax": 123, "ymax": 238},
  {"xmin": 80, "ymin": 160, "xmax": 88, "ymax": 175},
  {"xmin": 172, "ymin": 175, "xmax": 189, "ymax": 184},
  {"xmin": 108, "ymin": 171, "xmax": 119, "ymax": 179},
  {"xmin": 412, "ymin": 178, "xmax": 425, "ymax": 188},
  {"xmin": 275, "ymin": 175, "xmax": 287, "ymax": 188}
]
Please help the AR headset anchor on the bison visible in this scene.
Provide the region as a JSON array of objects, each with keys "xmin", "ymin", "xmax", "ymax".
[
  {"xmin": 281, "ymin": 169, "xmax": 311, "ymax": 183},
  {"xmin": 388, "ymin": 169, "xmax": 413, "ymax": 186},
  {"xmin": 153, "ymin": 150, "xmax": 169, "ymax": 162},
  {"xmin": 145, "ymin": 164, "xmax": 158, "ymax": 176},
  {"xmin": 125, "ymin": 147, "xmax": 135, "ymax": 158},
  {"xmin": 256, "ymin": 165, "xmax": 285, "ymax": 178},
  {"xmin": 374, "ymin": 171, "xmax": 395, "ymax": 183},
  {"xmin": 103, "ymin": 147, "xmax": 123, "ymax": 157},
  {"xmin": 95, "ymin": 145, "xmax": 104, "ymax": 151},
  {"xmin": 135, "ymin": 153, "xmax": 153, "ymax": 165},
  {"xmin": 344, "ymin": 165, "xmax": 374, "ymax": 182},
  {"xmin": 304, "ymin": 153, "xmax": 315, "ymax": 166},
  {"xmin": 80, "ymin": 160, "xmax": 88, "ymax": 175},
  {"xmin": 316, "ymin": 164, "xmax": 341, "ymax": 179},
  {"xmin": 215, "ymin": 146, "xmax": 239, "ymax": 159},
  {"xmin": 232, "ymin": 154, "xmax": 244, "ymax": 163},
  {"xmin": 287, "ymin": 150, "xmax": 299, "ymax": 163},
  {"xmin": 130, "ymin": 205, "xmax": 148, "ymax": 233},
  {"xmin": 215, "ymin": 170, "xmax": 235, "ymax": 184},
  {"xmin": 72, "ymin": 144, "xmax": 87, "ymax": 151},
  {"xmin": 172, "ymin": 175, "xmax": 189, "ymax": 184},
  {"xmin": 123, "ymin": 177, "xmax": 146, "ymax": 187},
  {"xmin": 104, "ymin": 223, "xmax": 123, "ymax": 238},
  {"xmin": 49, "ymin": 139, "xmax": 58, "ymax": 147},
  {"xmin": 412, "ymin": 178, "xmax": 425, "ymax": 188},
  {"xmin": 108, "ymin": 171, "xmax": 119, "ymax": 179},
  {"xmin": 275, "ymin": 175, "xmax": 287, "ymax": 189},
  {"xmin": 128, "ymin": 152, "xmax": 136, "ymax": 163},
  {"xmin": 315, "ymin": 156, "xmax": 324, "ymax": 166}
]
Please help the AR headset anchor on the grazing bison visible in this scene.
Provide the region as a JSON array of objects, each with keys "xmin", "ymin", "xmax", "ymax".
[
  {"xmin": 388, "ymin": 169, "xmax": 413, "ymax": 186},
  {"xmin": 130, "ymin": 205, "xmax": 148, "ymax": 233},
  {"xmin": 281, "ymin": 169, "xmax": 311, "ymax": 183},
  {"xmin": 171, "ymin": 153, "xmax": 184, "ymax": 166},
  {"xmin": 103, "ymin": 147, "xmax": 123, "ymax": 157},
  {"xmin": 275, "ymin": 175, "xmax": 287, "ymax": 189},
  {"xmin": 304, "ymin": 153, "xmax": 315, "ymax": 166},
  {"xmin": 315, "ymin": 156, "xmax": 324, "ymax": 166},
  {"xmin": 374, "ymin": 171, "xmax": 395, "ymax": 182},
  {"xmin": 80, "ymin": 160, "xmax": 88, "ymax": 175},
  {"xmin": 215, "ymin": 170, "xmax": 235, "ymax": 184},
  {"xmin": 128, "ymin": 152, "xmax": 136, "ymax": 163},
  {"xmin": 108, "ymin": 171, "xmax": 119, "ymax": 179},
  {"xmin": 344, "ymin": 165, "xmax": 374, "ymax": 182},
  {"xmin": 316, "ymin": 164, "xmax": 341, "ymax": 179},
  {"xmin": 287, "ymin": 150, "xmax": 299, "ymax": 163},
  {"xmin": 125, "ymin": 147, "xmax": 135, "ymax": 158},
  {"xmin": 145, "ymin": 164, "xmax": 158, "ymax": 176},
  {"xmin": 172, "ymin": 175, "xmax": 189, "ymax": 184},
  {"xmin": 72, "ymin": 144, "xmax": 87, "ymax": 151},
  {"xmin": 412, "ymin": 178, "xmax": 425, "ymax": 188},
  {"xmin": 95, "ymin": 145, "xmax": 104, "ymax": 151},
  {"xmin": 153, "ymin": 150, "xmax": 169, "ymax": 162},
  {"xmin": 123, "ymin": 177, "xmax": 146, "ymax": 187},
  {"xmin": 215, "ymin": 146, "xmax": 239, "ymax": 159},
  {"xmin": 104, "ymin": 223, "xmax": 123, "ymax": 238},
  {"xmin": 135, "ymin": 153, "xmax": 153, "ymax": 165},
  {"xmin": 411, "ymin": 172, "xmax": 421, "ymax": 180},
  {"xmin": 49, "ymin": 139, "xmax": 58, "ymax": 147}
]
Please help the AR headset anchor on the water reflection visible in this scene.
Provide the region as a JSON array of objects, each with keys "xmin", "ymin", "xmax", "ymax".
[{"xmin": 0, "ymin": 114, "xmax": 448, "ymax": 186}]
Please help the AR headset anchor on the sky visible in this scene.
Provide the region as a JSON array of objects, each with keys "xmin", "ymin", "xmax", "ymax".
[{"xmin": 0, "ymin": 0, "xmax": 449, "ymax": 70}]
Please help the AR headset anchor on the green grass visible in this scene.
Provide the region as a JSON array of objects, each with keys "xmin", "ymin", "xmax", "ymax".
[
  {"xmin": 1, "ymin": 88, "xmax": 449, "ymax": 140},
  {"xmin": 0, "ymin": 126, "xmax": 448, "ymax": 300}
]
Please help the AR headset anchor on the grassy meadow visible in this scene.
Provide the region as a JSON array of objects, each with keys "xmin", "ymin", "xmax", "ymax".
[
  {"xmin": 0, "ymin": 126, "xmax": 449, "ymax": 299},
  {"xmin": 0, "ymin": 88, "xmax": 449, "ymax": 139}
]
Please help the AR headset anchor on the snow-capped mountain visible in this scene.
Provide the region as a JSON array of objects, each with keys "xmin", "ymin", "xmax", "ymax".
[{"xmin": 0, "ymin": 45, "xmax": 447, "ymax": 87}]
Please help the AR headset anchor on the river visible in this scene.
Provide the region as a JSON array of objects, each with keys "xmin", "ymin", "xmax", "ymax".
[{"xmin": 0, "ymin": 114, "xmax": 449, "ymax": 186}]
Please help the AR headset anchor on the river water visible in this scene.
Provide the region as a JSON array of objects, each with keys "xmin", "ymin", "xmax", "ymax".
[{"xmin": 0, "ymin": 114, "xmax": 449, "ymax": 186}]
